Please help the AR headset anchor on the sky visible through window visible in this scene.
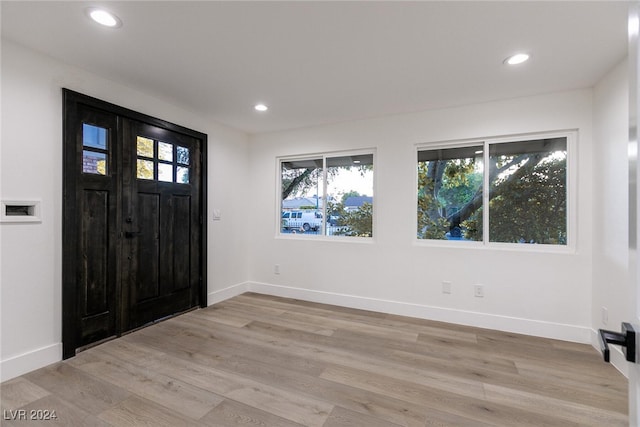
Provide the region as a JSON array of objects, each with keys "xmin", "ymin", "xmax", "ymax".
[{"xmin": 292, "ymin": 168, "xmax": 373, "ymax": 200}]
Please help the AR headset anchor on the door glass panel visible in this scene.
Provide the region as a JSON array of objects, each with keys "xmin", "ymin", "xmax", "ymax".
[
  {"xmin": 137, "ymin": 136, "xmax": 154, "ymax": 158},
  {"xmin": 158, "ymin": 142, "xmax": 173, "ymax": 162},
  {"xmin": 137, "ymin": 159, "xmax": 154, "ymax": 180},
  {"xmin": 158, "ymin": 163, "xmax": 173, "ymax": 182},
  {"xmin": 83, "ymin": 124, "xmax": 108, "ymax": 150},
  {"xmin": 177, "ymin": 146, "xmax": 190, "ymax": 165},
  {"xmin": 177, "ymin": 166, "xmax": 189, "ymax": 184},
  {"xmin": 83, "ymin": 150, "xmax": 107, "ymax": 175}
]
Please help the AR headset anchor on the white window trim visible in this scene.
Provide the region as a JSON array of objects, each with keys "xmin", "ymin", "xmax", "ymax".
[
  {"xmin": 414, "ymin": 130, "xmax": 577, "ymax": 253},
  {"xmin": 276, "ymin": 148, "xmax": 376, "ymax": 242}
]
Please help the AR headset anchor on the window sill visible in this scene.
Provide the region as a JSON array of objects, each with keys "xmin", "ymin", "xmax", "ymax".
[
  {"xmin": 413, "ymin": 239, "xmax": 576, "ymax": 254},
  {"xmin": 276, "ymin": 233, "xmax": 376, "ymax": 244}
]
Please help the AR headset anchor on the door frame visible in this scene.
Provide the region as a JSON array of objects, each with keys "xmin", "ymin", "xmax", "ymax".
[
  {"xmin": 62, "ymin": 89, "xmax": 208, "ymax": 359},
  {"xmin": 630, "ymin": 3, "xmax": 640, "ymax": 424}
]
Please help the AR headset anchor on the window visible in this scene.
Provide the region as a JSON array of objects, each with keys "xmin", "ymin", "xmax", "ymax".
[
  {"xmin": 136, "ymin": 136, "xmax": 190, "ymax": 184},
  {"xmin": 82, "ymin": 123, "xmax": 109, "ymax": 175},
  {"xmin": 280, "ymin": 151, "xmax": 374, "ymax": 237},
  {"xmin": 417, "ymin": 133, "xmax": 570, "ymax": 246}
]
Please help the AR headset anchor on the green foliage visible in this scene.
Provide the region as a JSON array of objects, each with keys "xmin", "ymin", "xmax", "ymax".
[
  {"xmin": 417, "ymin": 150, "xmax": 566, "ymax": 244},
  {"xmin": 442, "ymin": 159, "xmax": 476, "ymax": 188},
  {"xmin": 417, "ymin": 159, "xmax": 482, "ymax": 240},
  {"xmin": 488, "ymin": 157, "xmax": 566, "ymax": 244},
  {"xmin": 328, "ymin": 199, "xmax": 373, "ymax": 237},
  {"xmin": 341, "ymin": 190, "xmax": 361, "ymax": 204},
  {"xmin": 462, "ymin": 209, "xmax": 482, "ymax": 241},
  {"xmin": 281, "ymin": 167, "xmax": 319, "ymax": 200},
  {"xmin": 283, "ymin": 162, "xmax": 373, "ymax": 202},
  {"xmin": 336, "ymin": 203, "xmax": 373, "ymax": 237},
  {"xmin": 417, "ymin": 171, "xmax": 450, "ymax": 239}
]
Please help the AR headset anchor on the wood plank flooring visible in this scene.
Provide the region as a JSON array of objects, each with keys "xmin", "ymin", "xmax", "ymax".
[{"xmin": 1, "ymin": 293, "xmax": 628, "ymax": 426}]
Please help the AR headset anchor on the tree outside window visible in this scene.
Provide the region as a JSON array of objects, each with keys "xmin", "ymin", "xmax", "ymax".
[
  {"xmin": 417, "ymin": 136, "xmax": 568, "ymax": 245},
  {"xmin": 280, "ymin": 152, "xmax": 374, "ymax": 237}
]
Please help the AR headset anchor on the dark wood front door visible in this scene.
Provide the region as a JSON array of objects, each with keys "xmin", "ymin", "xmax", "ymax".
[
  {"xmin": 121, "ymin": 119, "xmax": 203, "ymax": 330},
  {"xmin": 62, "ymin": 90, "xmax": 207, "ymax": 359}
]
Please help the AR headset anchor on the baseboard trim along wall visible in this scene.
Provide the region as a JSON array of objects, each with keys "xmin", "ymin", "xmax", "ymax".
[
  {"xmin": 1, "ymin": 343, "xmax": 61, "ymax": 383},
  {"xmin": 243, "ymin": 281, "xmax": 593, "ymax": 344},
  {"xmin": 590, "ymin": 328, "xmax": 629, "ymax": 378},
  {"xmin": 0, "ymin": 280, "xmax": 598, "ymax": 383},
  {"xmin": 1, "ymin": 283, "xmax": 250, "ymax": 383},
  {"xmin": 207, "ymin": 282, "xmax": 250, "ymax": 306}
]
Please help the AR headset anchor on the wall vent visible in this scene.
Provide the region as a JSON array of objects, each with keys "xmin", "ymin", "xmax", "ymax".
[{"xmin": 1, "ymin": 200, "xmax": 42, "ymax": 223}]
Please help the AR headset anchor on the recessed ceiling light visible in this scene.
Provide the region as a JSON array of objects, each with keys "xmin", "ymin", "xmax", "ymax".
[
  {"xmin": 254, "ymin": 103, "xmax": 268, "ymax": 112},
  {"xmin": 504, "ymin": 53, "xmax": 530, "ymax": 66},
  {"xmin": 86, "ymin": 8, "xmax": 122, "ymax": 28}
]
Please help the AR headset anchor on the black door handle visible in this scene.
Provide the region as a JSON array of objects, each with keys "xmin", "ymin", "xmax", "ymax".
[
  {"xmin": 598, "ymin": 322, "xmax": 636, "ymax": 363},
  {"xmin": 124, "ymin": 231, "xmax": 142, "ymax": 238}
]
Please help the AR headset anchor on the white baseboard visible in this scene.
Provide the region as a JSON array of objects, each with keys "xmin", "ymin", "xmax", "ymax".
[
  {"xmin": 1, "ymin": 343, "xmax": 61, "ymax": 383},
  {"xmin": 590, "ymin": 328, "xmax": 629, "ymax": 378},
  {"xmin": 207, "ymin": 282, "xmax": 249, "ymax": 306},
  {"xmin": 0, "ymin": 282, "xmax": 249, "ymax": 383},
  {"xmin": 245, "ymin": 281, "xmax": 593, "ymax": 344},
  {"xmin": 2, "ymin": 282, "xmax": 595, "ymax": 383}
]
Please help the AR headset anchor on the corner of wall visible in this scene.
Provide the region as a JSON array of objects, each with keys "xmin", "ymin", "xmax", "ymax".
[
  {"xmin": 207, "ymin": 282, "xmax": 250, "ymax": 306},
  {"xmin": 0, "ymin": 344, "xmax": 62, "ymax": 383}
]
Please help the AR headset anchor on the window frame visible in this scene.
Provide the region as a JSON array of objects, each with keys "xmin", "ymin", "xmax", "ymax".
[
  {"xmin": 415, "ymin": 130, "xmax": 577, "ymax": 252},
  {"xmin": 277, "ymin": 148, "xmax": 376, "ymax": 241}
]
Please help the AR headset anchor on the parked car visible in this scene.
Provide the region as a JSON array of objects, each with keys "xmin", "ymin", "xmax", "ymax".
[{"xmin": 282, "ymin": 210, "xmax": 322, "ymax": 232}]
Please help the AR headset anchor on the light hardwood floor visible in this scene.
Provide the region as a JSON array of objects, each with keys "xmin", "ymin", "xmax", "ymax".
[{"xmin": 1, "ymin": 293, "xmax": 628, "ymax": 426}]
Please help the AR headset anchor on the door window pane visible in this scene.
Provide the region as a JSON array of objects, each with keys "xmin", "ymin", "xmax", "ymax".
[
  {"xmin": 137, "ymin": 159, "xmax": 154, "ymax": 180},
  {"xmin": 83, "ymin": 150, "xmax": 108, "ymax": 175},
  {"xmin": 135, "ymin": 136, "xmax": 192, "ymax": 184},
  {"xmin": 137, "ymin": 136, "xmax": 154, "ymax": 158},
  {"xmin": 158, "ymin": 142, "xmax": 173, "ymax": 162},
  {"xmin": 177, "ymin": 146, "xmax": 190, "ymax": 165},
  {"xmin": 177, "ymin": 166, "xmax": 189, "ymax": 184},
  {"xmin": 83, "ymin": 124, "xmax": 108, "ymax": 150},
  {"xmin": 158, "ymin": 163, "xmax": 173, "ymax": 182}
]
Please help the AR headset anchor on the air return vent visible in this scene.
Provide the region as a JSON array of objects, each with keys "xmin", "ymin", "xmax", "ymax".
[{"xmin": 1, "ymin": 200, "xmax": 41, "ymax": 223}]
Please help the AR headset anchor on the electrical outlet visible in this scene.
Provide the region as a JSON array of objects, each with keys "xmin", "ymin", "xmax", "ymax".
[
  {"xmin": 602, "ymin": 306, "xmax": 608, "ymax": 325},
  {"xmin": 474, "ymin": 284, "xmax": 484, "ymax": 298},
  {"xmin": 274, "ymin": 264, "xmax": 280, "ymax": 275},
  {"xmin": 442, "ymin": 281, "xmax": 452, "ymax": 294}
]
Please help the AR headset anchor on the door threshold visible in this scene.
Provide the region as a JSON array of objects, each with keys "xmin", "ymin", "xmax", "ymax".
[{"xmin": 122, "ymin": 306, "xmax": 200, "ymax": 336}]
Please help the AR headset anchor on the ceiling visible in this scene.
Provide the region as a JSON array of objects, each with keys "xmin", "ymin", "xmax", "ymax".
[{"xmin": 1, "ymin": 1, "xmax": 630, "ymax": 135}]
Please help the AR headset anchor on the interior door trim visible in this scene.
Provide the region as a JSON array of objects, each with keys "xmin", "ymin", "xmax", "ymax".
[{"xmin": 62, "ymin": 88, "xmax": 208, "ymax": 359}]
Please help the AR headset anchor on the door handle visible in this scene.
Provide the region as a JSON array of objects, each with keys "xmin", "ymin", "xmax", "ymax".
[
  {"xmin": 598, "ymin": 322, "xmax": 637, "ymax": 363},
  {"xmin": 124, "ymin": 231, "xmax": 142, "ymax": 238}
]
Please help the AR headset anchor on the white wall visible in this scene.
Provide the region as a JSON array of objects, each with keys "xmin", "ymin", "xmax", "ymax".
[
  {"xmin": 2, "ymin": 37, "xmax": 628, "ymax": 382},
  {"xmin": 592, "ymin": 59, "xmax": 631, "ymax": 374},
  {"xmin": 248, "ymin": 89, "xmax": 595, "ymax": 343},
  {"xmin": 0, "ymin": 40, "xmax": 250, "ymax": 381}
]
